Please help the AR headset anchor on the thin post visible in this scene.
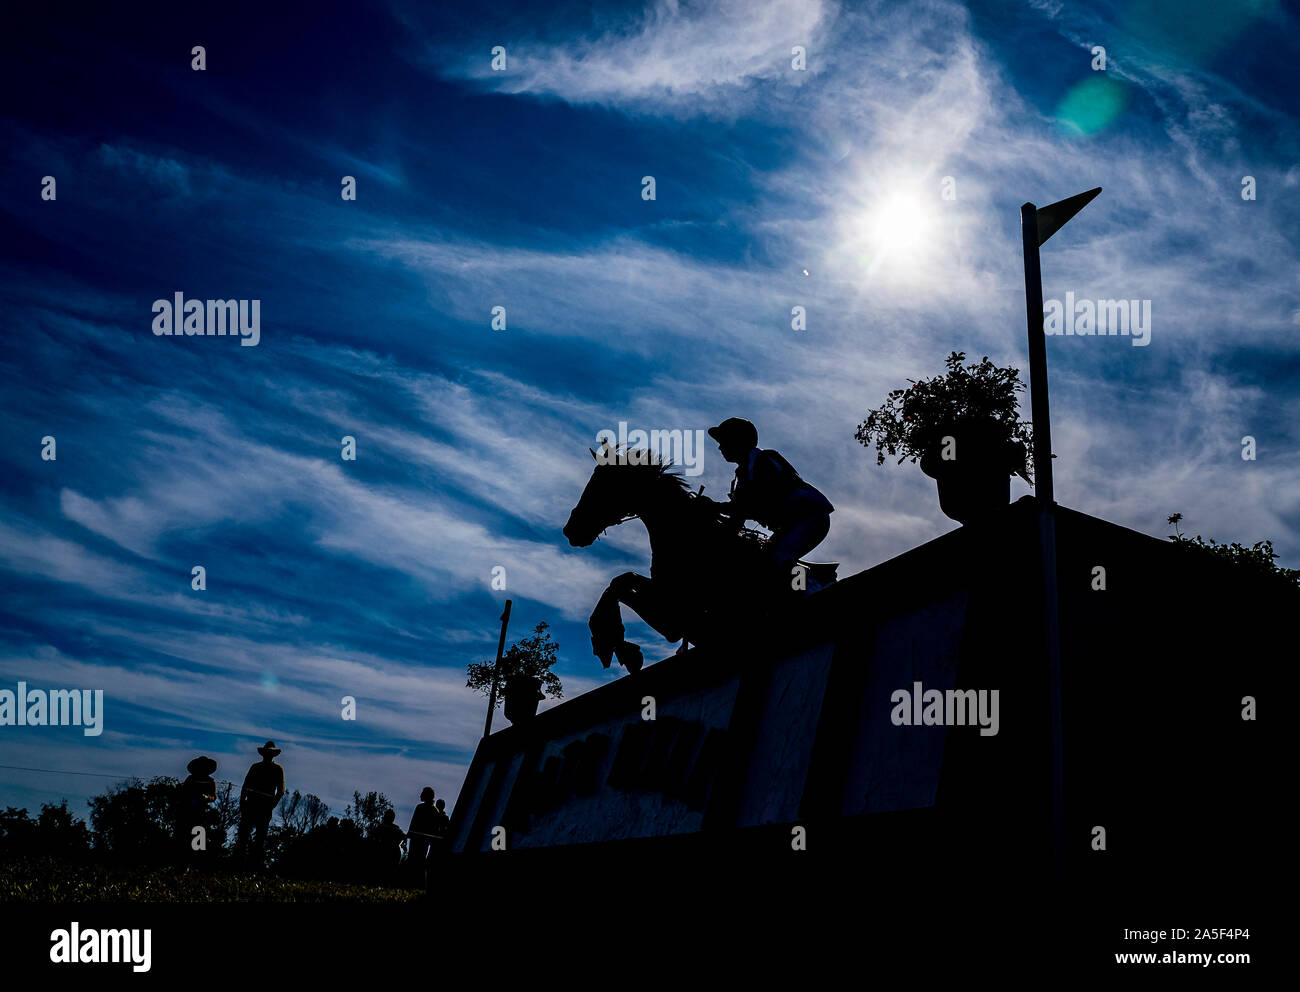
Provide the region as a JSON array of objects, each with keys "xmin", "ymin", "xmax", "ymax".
[
  {"xmin": 1021, "ymin": 201, "xmax": 1065, "ymax": 881},
  {"xmin": 1036, "ymin": 499, "xmax": 1065, "ymax": 880},
  {"xmin": 1020, "ymin": 202, "xmax": 1053, "ymax": 505},
  {"xmin": 484, "ymin": 599, "xmax": 513, "ymax": 738}
]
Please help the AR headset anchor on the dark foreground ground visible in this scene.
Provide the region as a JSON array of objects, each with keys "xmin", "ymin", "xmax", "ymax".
[
  {"xmin": 0, "ymin": 840, "xmax": 1270, "ymax": 982},
  {"xmin": 1, "ymin": 857, "xmax": 420, "ymax": 903}
]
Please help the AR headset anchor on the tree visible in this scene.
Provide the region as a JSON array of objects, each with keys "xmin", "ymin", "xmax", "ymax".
[
  {"xmin": 344, "ymin": 791, "xmax": 393, "ymax": 838},
  {"xmin": 1166, "ymin": 513, "xmax": 1299, "ymax": 589},
  {"xmin": 277, "ymin": 790, "xmax": 330, "ymax": 833},
  {"xmin": 36, "ymin": 801, "xmax": 92, "ymax": 860},
  {"xmin": 466, "ymin": 621, "xmax": 564, "ymax": 709},
  {"xmin": 86, "ymin": 777, "xmax": 179, "ymax": 864},
  {"xmin": 211, "ymin": 780, "xmax": 240, "ymax": 852},
  {"xmin": 0, "ymin": 807, "xmax": 37, "ymax": 856}
]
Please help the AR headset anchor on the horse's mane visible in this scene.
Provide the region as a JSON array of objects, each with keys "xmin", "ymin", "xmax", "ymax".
[{"xmin": 597, "ymin": 445, "xmax": 692, "ymax": 493}]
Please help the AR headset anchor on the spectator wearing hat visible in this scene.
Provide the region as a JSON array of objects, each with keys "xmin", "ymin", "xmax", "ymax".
[
  {"xmin": 236, "ymin": 740, "xmax": 285, "ymax": 867},
  {"xmin": 179, "ymin": 755, "xmax": 218, "ymax": 867}
]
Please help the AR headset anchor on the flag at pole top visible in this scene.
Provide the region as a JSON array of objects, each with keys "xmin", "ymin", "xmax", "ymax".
[{"xmin": 1034, "ymin": 186, "xmax": 1102, "ymax": 247}]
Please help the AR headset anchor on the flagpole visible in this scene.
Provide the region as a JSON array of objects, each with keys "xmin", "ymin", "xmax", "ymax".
[
  {"xmin": 1021, "ymin": 199, "xmax": 1064, "ymax": 883},
  {"xmin": 483, "ymin": 599, "xmax": 513, "ymax": 738},
  {"xmin": 1021, "ymin": 203, "xmax": 1054, "ymax": 505}
]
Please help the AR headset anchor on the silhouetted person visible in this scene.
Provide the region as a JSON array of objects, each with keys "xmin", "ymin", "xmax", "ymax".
[
  {"xmin": 429, "ymin": 798, "xmax": 451, "ymax": 861},
  {"xmin": 708, "ymin": 418, "xmax": 833, "ymax": 579},
  {"xmin": 178, "ymin": 755, "xmax": 217, "ymax": 867},
  {"xmin": 371, "ymin": 808, "xmax": 405, "ymax": 884},
  {"xmin": 236, "ymin": 740, "xmax": 285, "ymax": 868},
  {"xmin": 407, "ymin": 787, "xmax": 438, "ymax": 886}
]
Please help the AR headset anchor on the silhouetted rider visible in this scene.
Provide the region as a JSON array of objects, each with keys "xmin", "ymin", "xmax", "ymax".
[{"xmin": 708, "ymin": 418, "xmax": 833, "ymax": 577}]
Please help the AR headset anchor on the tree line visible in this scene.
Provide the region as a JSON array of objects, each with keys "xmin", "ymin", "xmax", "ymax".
[{"xmin": 1, "ymin": 779, "xmax": 411, "ymax": 887}]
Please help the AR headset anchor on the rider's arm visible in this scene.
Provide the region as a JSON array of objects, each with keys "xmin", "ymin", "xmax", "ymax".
[
  {"xmin": 723, "ymin": 463, "xmax": 757, "ymax": 521},
  {"xmin": 727, "ymin": 452, "xmax": 785, "ymax": 522}
]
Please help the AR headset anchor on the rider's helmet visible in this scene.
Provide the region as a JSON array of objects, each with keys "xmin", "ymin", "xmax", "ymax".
[{"xmin": 707, "ymin": 418, "xmax": 758, "ymax": 451}]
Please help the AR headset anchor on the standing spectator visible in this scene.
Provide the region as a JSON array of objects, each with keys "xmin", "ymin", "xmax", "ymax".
[
  {"xmin": 427, "ymin": 798, "xmax": 451, "ymax": 882},
  {"xmin": 406, "ymin": 787, "xmax": 438, "ymax": 887},
  {"xmin": 236, "ymin": 741, "xmax": 285, "ymax": 868},
  {"xmin": 433, "ymin": 799, "xmax": 450, "ymax": 841},
  {"xmin": 178, "ymin": 755, "xmax": 217, "ymax": 867},
  {"xmin": 371, "ymin": 808, "xmax": 405, "ymax": 885}
]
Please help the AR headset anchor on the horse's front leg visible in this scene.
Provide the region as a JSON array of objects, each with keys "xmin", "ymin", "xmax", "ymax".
[
  {"xmin": 589, "ymin": 572, "xmax": 639, "ymax": 670},
  {"xmin": 588, "ymin": 572, "xmax": 684, "ymax": 673}
]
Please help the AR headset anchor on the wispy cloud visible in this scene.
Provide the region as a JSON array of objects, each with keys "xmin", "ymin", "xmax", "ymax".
[{"xmin": 437, "ymin": 0, "xmax": 835, "ymax": 110}]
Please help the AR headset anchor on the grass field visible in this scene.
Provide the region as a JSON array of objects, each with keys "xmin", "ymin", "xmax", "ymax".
[{"xmin": 0, "ymin": 858, "xmax": 423, "ymax": 903}]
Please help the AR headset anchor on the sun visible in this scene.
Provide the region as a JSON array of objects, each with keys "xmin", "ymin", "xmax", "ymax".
[
  {"xmin": 868, "ymin": 194, "xmax": 933, "ymax": 260},
  {"xmin": 833, "ymin": 183, "xmax": 946, "ymax": 286}
]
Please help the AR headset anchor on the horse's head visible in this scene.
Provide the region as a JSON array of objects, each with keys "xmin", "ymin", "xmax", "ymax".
[{"xmin": 563, "ymin": 445, "xmax": 687, "ymax": 547}]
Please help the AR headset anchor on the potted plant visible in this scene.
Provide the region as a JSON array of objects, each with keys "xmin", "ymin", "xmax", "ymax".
[
  {"xmin": 502, "ymin": 673, "xmax": 545, "ymax": 724},
  {"xmin": 855, "ymin": 351, "xmax": 1034, "ymax": 524},
  {"xmin": 466, "ymin": 622, "xmax": 564, "ymax": 726}
]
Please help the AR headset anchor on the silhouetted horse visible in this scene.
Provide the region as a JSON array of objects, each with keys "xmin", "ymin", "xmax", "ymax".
[{"xmin": 563, "ymin": 447, "xmax": 834, "ymax": 672}]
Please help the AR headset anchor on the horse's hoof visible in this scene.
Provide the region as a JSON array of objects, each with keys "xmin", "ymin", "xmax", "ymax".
[
  {"xmin": 616, "ymin": 640, "xmax": 643, "ymax": 674},
  {"xmin": 591, "ymin": 636, "xmax": 614, "ymax": 669}
]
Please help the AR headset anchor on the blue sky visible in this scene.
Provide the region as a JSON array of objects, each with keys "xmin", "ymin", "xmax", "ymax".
[{"xmin": 1, "ymin": 0, "xmax": 1296, "ymax": 826}]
